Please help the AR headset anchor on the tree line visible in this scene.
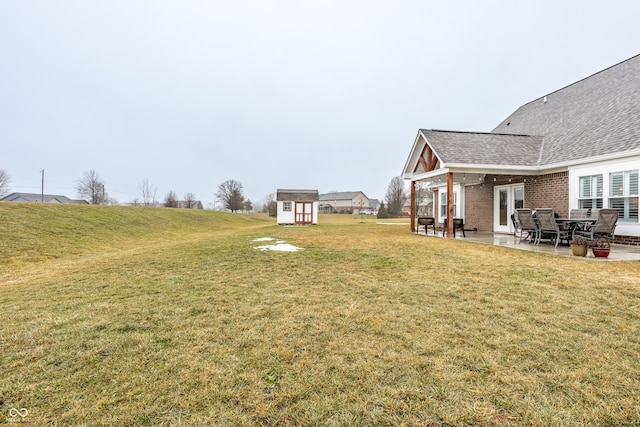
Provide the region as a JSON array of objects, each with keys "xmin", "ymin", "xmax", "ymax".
[{"xmin": 2, "ymin": 168, "xmax": 421, "ymax": 217}]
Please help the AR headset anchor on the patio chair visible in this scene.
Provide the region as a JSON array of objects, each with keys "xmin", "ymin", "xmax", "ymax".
[
  {"xmin": 515, "ymin": 209, "xmax": 539, "ymax": 244},
  {"xmin": 574, "ymin": 208, "xmax": 618, "ymax": 241},
  {"xmin": 511, "ymin": 213, "xmax": 524, "ymax": 238},
  {"xmin": 441, "ymin": 218, "xmax": 465, "ymax": 237},
  {"xmin": 568, "ymin": 208, "xmax": 590, "ymax": 232},
  {"xmin": 536, "ymin": 208, "xmax": 571, "ymax": 248},
  {"xmin": 569, "ymin": 209, "xmax": 589, "ymax": 219},
  {"xmin": 417, "ymin": 216, "xmax": 436, "ymax": 235},
  {"xmin": 588, "ymin": 208, "xmax": 601, "ymax": 219}
]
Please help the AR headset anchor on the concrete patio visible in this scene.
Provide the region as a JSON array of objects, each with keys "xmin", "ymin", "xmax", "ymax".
[{"xmin": 416, "ymin": 230, "xmax": 640, "ymax": 261}]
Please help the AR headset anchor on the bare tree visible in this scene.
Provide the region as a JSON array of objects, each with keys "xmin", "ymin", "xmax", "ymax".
[
  {"xmin": 385, "ymin": 176, "xmax": 408, "ymax": 216},
  {"xmin": 164, "ymin": 190, "xmax": 179, "ymax": 208},
  {"xmin": 0, "ymin": 169, "xmax": 11, "ymax": 197},
  {"xmin": 139, "ymin": 179, "xmax": 157, "ymax": 207},
  {"xmin": 76, "ymin": 169, "xmax": 108, "ymax": 204},
  {"xmin": 216, "ymin": 179, "xmax": 244, "ymax": 213},
  {"xmin": 183, "ymin": 192, "xmax": 197, "ymax": 209},
  {"xmin": 263, "ymin": 193, "xmax": 277, "ymax": 217}
]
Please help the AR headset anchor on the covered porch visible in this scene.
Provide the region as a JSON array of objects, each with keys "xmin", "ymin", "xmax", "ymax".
[{"xmin": 403, "ymin": 129, "xmax": 553, "ymax": 237}]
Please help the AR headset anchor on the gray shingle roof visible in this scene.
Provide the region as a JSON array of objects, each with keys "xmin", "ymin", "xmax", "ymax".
[
  {"xmin": 0, "ymin": 192, "xmax": 87, "ymax": 204},
  {"xmin": 414, "ymin": 54, "xmax": 640, "ymax": 171},
  {"xmin": 420, "ymin": 130, "xmax": 543, "ymax": 166},
  {"xmin": 492, "ymin": 54, "xmax": 640, "ymax": 165},
  {"xmin": 276, "ymin": 189, "xmax": 319, "ymax": 202}
]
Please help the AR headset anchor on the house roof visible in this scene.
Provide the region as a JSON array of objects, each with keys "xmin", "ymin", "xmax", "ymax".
[
  {"xmin": 319, "ymin": 191, "xmax": 368, "ymax": 201},
  {"xmin": 419, "ymin": 130, "xmax": 544, "ymax": 166},
  {"xmin": 403, "ymin": 54, "xmax": 640, "ymax": 177},
  {"xmin": 492, "ymin": 54, "xmax": 640, "ymax": 165},
  {"xmin": 0, "ymin": 192, "xmax": 88, "ymax": 204},
  {"xmin": 276, "ymin": 189, "xmax": 319, "ymax": 202}
]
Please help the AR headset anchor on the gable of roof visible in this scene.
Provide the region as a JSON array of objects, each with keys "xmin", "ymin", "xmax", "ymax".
[
  {"xmin": 420, "ymin": 130, "xmax": 544, "ymax": 167},
  {"xmin": 493, "ymin": 54, "xmax": 640, "ymax": 165},
  {"xmin": 276, "ymin": 189, "xmax": 319, "ymax": 202}
]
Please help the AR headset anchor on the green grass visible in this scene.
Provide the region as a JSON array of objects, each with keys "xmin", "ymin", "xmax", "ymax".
[{"xmin": 1, "ymin": 204, "xmax": 640, "ymax": 425}]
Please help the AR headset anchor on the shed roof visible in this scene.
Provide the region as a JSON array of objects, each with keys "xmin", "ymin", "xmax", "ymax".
[{"xmin": 276, "ymin": 189, "xmax": 319, "ymax": 202}]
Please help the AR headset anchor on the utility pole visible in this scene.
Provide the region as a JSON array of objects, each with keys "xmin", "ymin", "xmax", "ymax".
[{"xmin": 41, "ymin": 169, "xmax": 44, "ymax": 202}]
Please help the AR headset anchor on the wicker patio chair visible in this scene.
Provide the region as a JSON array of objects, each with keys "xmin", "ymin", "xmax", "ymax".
[
  {"xmin": 574, "ymin": 208, "xmax": 618, "ymax": 241},
  {"xmin": 515, "ymin": 209, "xmax": 539, "ymax": 244},
  {"xmin": 569, "ymin": 209, "xmax": 589, "ymax": 219},
  {"xmin": 568, "ymin": 208, "xmax": 590, "ymax": 232},
  {"xmin": 536, "ymin": 208, "xmax": 571, "ymax": 248},
  {"xmin": 511, "ymin": 213, "xmax": 524, "ymax": 238}
]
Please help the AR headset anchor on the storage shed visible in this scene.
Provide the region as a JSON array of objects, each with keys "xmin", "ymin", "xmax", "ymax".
[{"xmin": 276, "ymin": 189, "xmax": 319, "ymax": 225}]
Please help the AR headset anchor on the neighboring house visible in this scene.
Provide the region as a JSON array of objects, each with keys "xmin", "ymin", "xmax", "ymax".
[
  {"xmin": 276, "ymin": 189, "xmax": 319, "ymax": 225},
  {"xmin": 0, "ymin": 192, "xmax": 89, "ymax": 204},
  {"xmin": 319, "ymin": 191, "xmax": 370, "ymax": 214},
  {"xmin": 402, "ymin": 54, "xmax": 640, "ymax": 243}
]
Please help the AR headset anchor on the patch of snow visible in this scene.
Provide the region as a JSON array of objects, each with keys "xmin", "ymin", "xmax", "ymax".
[
  {"xmin": 254, "ymin": 243, "xmax": 304, "ymax": 252},
  {"xmin": 252, "ymin": 237, "xmax": 303, "ymax": 251}
]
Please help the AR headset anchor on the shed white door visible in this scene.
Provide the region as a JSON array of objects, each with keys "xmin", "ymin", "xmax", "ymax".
[{"xmin": 295, "ymin": 202, "xmax": 313, "ymax": 224}]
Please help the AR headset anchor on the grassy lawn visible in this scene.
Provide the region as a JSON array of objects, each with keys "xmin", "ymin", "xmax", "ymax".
[{"xmin": 1, "ymin": 204, "xmax": 640, "ymax": 426}]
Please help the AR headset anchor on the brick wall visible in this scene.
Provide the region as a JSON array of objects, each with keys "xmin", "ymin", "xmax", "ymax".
[
  {"xmin": 463, "ymin": 184, "xmax": 493, "ymax": 231},
  {"xmin": 524, "ymin": 172, "xmax": 569, "ymax": 217},
  {"xmin": 613, "ymin": 235, "xmax": 640, "ymax": 246},
  {"xmin": 460, "ymin": 173, "xmax": 569, "ymax": 232}
]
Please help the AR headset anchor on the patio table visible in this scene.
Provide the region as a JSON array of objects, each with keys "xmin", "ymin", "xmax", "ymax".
[{"xmin": 555, "ymin": 218, "xmax": 596, "ymax": 238}]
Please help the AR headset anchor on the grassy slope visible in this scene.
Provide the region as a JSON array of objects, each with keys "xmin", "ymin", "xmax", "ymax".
[{"xmin": 1, "ymin": 205, "xmax": 640, "ymax": 426}]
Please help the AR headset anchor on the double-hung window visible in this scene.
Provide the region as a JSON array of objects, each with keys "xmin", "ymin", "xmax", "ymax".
[
  {"xmin": 578, "ymin": 175, "xmax": 603, "ymax": 210},
  {"xmin": 609, "ymin": 170, "xmax": 639, "ymax": 221},
  {"xmin": 439, "ymin": 191, "xmax": 457, "ymax": 218}
]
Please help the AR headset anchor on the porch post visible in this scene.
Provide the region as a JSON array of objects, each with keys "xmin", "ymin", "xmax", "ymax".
[
  {"xmin": 447, "ymin": 172, "xmax": 454, "ymax": 238},
  {"xmin": 410, "ymin": 181, "xmax": 416, "ymax": 232}
]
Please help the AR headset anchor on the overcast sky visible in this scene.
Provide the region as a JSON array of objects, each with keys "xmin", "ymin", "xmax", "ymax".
[{"xmin": 2, "ymin": 1, "xmax": 639, "ymax": 207}]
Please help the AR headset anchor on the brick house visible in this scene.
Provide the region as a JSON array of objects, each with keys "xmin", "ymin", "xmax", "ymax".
[{"xmin": 402, "ymin": 54, "xmax": 640, "ymax": 243}]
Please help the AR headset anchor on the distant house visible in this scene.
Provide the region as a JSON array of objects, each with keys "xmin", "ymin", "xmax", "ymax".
[
  {"xmin": 276, "ymin": 189, "xmax": 319, "ymax": 225},
  {"xmin": 0, "ymin": 192, "xmax": 89, "ymax": 204},
  {"xmin": 319, "ymin": 191, "xmax": 370, "ymax": 214},
  {"xmin": 402, "ymin": 54, "xmax": 640, "ymax": 242}
]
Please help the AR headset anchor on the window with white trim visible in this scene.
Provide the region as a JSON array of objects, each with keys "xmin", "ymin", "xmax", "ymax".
[
  {"xmin": 578, "ymin": 174, "xmax": 603, "ymax": 210},
  {"xmin": 283, "ymin": 201, "xmax": 292, "ymax": 212},
  {"xmin": 609, "ymin": 170, "xmax": 639, "ymax": 221},
  {"xmin": 439, "ymin": 191, "xmax": 457, "ymax": 218}
]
